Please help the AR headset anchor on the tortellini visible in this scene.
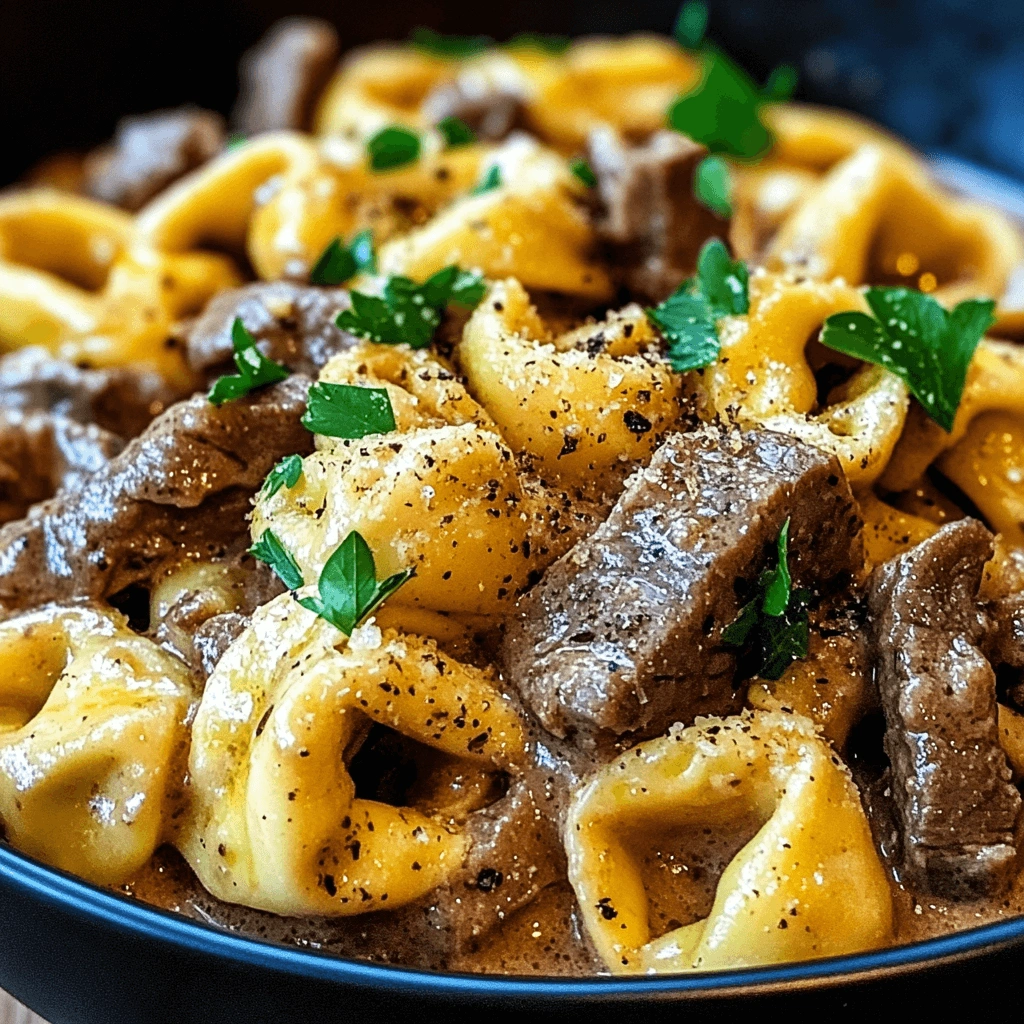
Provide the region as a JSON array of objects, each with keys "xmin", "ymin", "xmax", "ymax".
[
  {"xmin": 565, "ymin": 711, "xmax": 892, "ymax": 974},
  {"xmin": 0, "ymin": 605, "xmax": 196, "ymax": 885},
  {"xmin": 180, "ymin": 593, "xmax": 524, "ymax": 916}
]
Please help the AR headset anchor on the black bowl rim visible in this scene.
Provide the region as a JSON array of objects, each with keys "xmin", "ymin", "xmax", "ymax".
[{"xmin": 3, "ymin": 151, "xmax": 1024, "ymax": 1004}]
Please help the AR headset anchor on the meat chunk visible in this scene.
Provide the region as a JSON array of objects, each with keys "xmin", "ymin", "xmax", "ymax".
[
  {"xmin": 0, "ymin": 378, "xmax": 312, "ymax": 617},
  {"xmin": 184, "ymin": 282, "xmax": 356, "ymax": 377},
  {"xmin": 0, "ymin": 410, "xmax": 123, "ymax": 524},
  {"xmin": 587, "ymin": 127, "xmax": 728, "ymax": 302},
  {"xmin": 0, "ymin": 347, "xmax": 179, "ymax": 439},
  {"xmin": 83, "ymin": 106, "xmax": 225, "ymax": 211},
  {"xmin": 421, "ymin": 61, "xmax": 527, "ymax": 141},
  {"xmin": 868, "ymin": 518, "xmax": 1021, "ymax": 898},
  {"xmin": 233, "ymin": 17, "xmax": 340, "ymax": 134},
  {"xmin": 501, "ymin": 426, "xmax": 863, "ymax": 743}
]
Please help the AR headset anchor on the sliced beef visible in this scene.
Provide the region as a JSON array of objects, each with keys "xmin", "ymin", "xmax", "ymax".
[
  {"xmin": 0, "ymin": 410, "xmax": 123, "ymax": 524},
  {"xmin": 868, "ymin": 518, "xmax": 1021, "ymax": 898},
  {"xmin": 184, "ymin": 282, "xmax": 356, "ymax": 377},
  {"xmin": 233, "ymin": 17, "xmax": 340, "ymax": 134},
  {"xmin": 0, "ymin": 347, "xmax": 179, "ymax": 439},
  {"xmin": 421, "ymin": 66, "xmax": 526, "ymax": 141},
  {"xmin": 0, "ymin": 378, "xmax": 312, "ymax": 618},
  {"xmin": 587, "ymin": 127, "xmax": 728, "ymax": 303},
  {"xmin": 501, "ymin": 426, "xmax": 863, "ymax": 744},
  {"xmin": 83, "ymin": 106, "xmax": 225, "ymax": 212}
]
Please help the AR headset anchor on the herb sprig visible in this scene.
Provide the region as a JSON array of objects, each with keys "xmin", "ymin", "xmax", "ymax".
[
  {"xmin": 470, "ymin": 164, "xmax": 503, "ymax": 195},
  {"xmin": 367, "ymin": 126, "xmax": 421, "ymax": 171},
  {"xmin": 437, "ymin": 115, "xmax": 476, "ymax": 148},
  {"xmin": 692, "ymin": 154, "xmax": 732, "ymax": 217},
  {"xmin": 302, "ymin": 382, "xmax": 397, "ymax": 438},
  {"xmin": 208, "ymin": 319, "xmax": 289, "ymax": 405},
  {"xmin": 250, "ymin": 528, "xmax": 305, "ymax": 591},
  {"xmin": 310, "ymin": 230, "xmax": 376, "ymax": 286},
  {"xmin": 261, "ymin": 454, "xmax": 304, "ymax": 499},
  {"xmin": 646, "ymin": 238, "xmax": 747, "ymax": 372},
  {"xmin": 411, "ymin": 27, "xmax": 491, "ymax": 58},
  {"xmin": 820, "ymin": 288, "xmax": 994, "ymax": 432},
  {"xmin": 569, "ymin": 157, "xmax": 597, "ymax": 188}
]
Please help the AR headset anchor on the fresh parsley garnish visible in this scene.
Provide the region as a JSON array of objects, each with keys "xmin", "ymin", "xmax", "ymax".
[
  {"xmin": 225, "ymin": 134, "xmax": 247, "ymax": 152},
  {"xmin": 299, "ymin": 530, "xmax": 412, "ymax": 635},
  {"xmin": 302, "ymin": 382, "xmax": 397, "ymax": 438},
  {"xmin": 470, "ymin": 164, "xmax": 503, "ymax": 195},
  {"xmin": 506, "ymin": 32, "xmax": 571, "ymax": 54},
  {"xmin": 208, "ymin": 318, "xmax": 289, "ymax": 405},
  {"xmin": 261, "ymin": 454, "xmax": 303, "ymax": 499},
  {"xmin": 693, "ymin": 154, "xmax": 731, "ymax": 217},
  {"xmin": 250, "ymin": 528, "xmax": 305, "ymax": 591},
  {"xmin": 762, "ymin": 63, "xmax": 798, "ymax": 102},
  {"xmin": 820, "ymin": 288, "xmax": 994, "ymax": 433},
  {"xmin": 722, "ymin": 519, "xmax": 810, "ymax": 681},
  {"xmin": 367, "ymin": 126, "xmax": 421, "ymax": 171},
  {"xmin": 337, "ymin": 265, "xmax": 486, "ymax": 348},
  {"xmin": 674, "ymin": 0, "xmax": 708, "ymax": 49},
  {"xmin": 646, "ymin": 238, "xmax": 747, "ymax": 372},
  {"xmin": 310, "ymin": 230, "xmax": 377, "ymax": 286},
  {"xmin": 411, "ymin": 27, "xmax": 491, "ymax": 58},
  {"xmin": 569, "ymin": 157, "xmax": 597, "ymax": 188},
  {"xmin": 437, "ymin": 115, "xmax": 476, "ymax": 147}
]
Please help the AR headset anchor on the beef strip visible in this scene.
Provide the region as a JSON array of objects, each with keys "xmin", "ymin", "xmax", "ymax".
[
  {"xmin": 0, "ymin": 410, "xmax": 123, "ymax": 524},
  {"xmin": 421, "ymin": 66, "xmax": 526, "ymax": 141},
  {"xmin": 501, "ymin": 425, "xmax": 863, "ymax": 744},
  {"xmin": 0, "ymin": 346, "xmax": 180, "ymax": 439},
  {"xmin": 183, "ymin": 282, "xmax": 356, "ymax": 377},
  {"xmin": 232, "ymin": 17, "xmax": 340, "ymax": 135},
  {"xmin": 868, "ymin": 518, "xmax": 1021, "ymax": 898},
  {"xmin": 587, "ymin": 127, "xmax": 728, "ymax": 303},
  {"xmin": 0, "ymin": 377, "xmax": 312, "ymax": 618},
  {"xmin": 83, "ymin": 106, "xmax": 225, "ymax": 212}
]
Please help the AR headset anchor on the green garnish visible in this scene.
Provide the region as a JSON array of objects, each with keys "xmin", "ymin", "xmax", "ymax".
[
  {"xmin": 226, "ymin": 134, "xmax": 247, "ymax": 152},
  {"xmin": 693, "ymin": 154, "xmax": 732, "ymax": 217},
  {"xmin": 411, "ymin": 27, "xmax": 491, "ymax": 58},
  {"xmin": 261, "ymin": 454, "xmax": 303, "ymax": 499},
  {"xmin": 646, "ymin": 238, "xmax": 747, "ymax": 372},
  {"xmin": 437, "ymin": 115, "xmax": 476, "ymax": 147},
  {"xmin": 470, "ymin": 164, "xmax": 503, "ymax": 195},
  {"xmin": 674, "ymin": 0, "xmax": 708, "ymax": 49},
  {"xmin": 722, "ymin": 519, "xmax": 810, "ymax": 681},
  {"xmin": 310, "ymin": 230, "xmax": 377, "ymax": 286},
  {"xmin": 505, "ymin": 32, "xmax": 572, "ymax": 54},
  {"xmin": 820, "ymin": 288, "xmax": 994, "ymax": 433},
  {"xmin": 367, "ymin": 126, "xmax": 421, "ymax": 171},
  {"xmin": 569, "ymin": 157, "xmax": 597, "ymax": 188},
  {"xmin": 762, "ymin": 63, "xmax": 798, "ymax": 102},
  {"xmin": 249, "ymin": 528, "xmax": 305, "ymax": 591},
  {"xmin": 299, "ymin": 530, "xmax": 412, "ymax": 636},
  {"xmin": 337, "ymin": 265, "xmax": 486, "ymax": 348},
  {"xmin": 208, "ymin": 319, "xmax": 289, "ymax": 405},
  {"xmin": 302, "ymin": 382, "xmax": 397, "ymax": 439}
]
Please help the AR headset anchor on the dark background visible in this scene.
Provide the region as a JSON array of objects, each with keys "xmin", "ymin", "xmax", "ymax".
[{"xmin": 3, "ymin": 0, "xmax": 1024, "ymax": 186}]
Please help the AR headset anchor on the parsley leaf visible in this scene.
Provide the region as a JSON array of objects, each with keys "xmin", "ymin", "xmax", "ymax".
[
  {"xmin": 411, "ymin": 27, "xmax": 491, "ymax": 58},
  {"xmin": 569, "ymin": 157, "xmax": 597, "ymax": 188},
  {"xmin": 225, "ymin": 134, "xmax": 247, "ymax": 152},
  {"xmin": 693, "ymin": 154, "xmax": 732, "ymax": 217},
  {"xmin": 470, "ymin": 164, "xmax": 503, "ymax": 195},
  {"xmin": 310, "ymin": 230, "xmax": 377, "ymax": 286},
  {"xmin": 208, "ymin": 318, "xmax": 289, "ymax": 405},
  {"xmin": 722, "ymin": 519, "xmax": 810, "ymax": 681},
  {"xmin": 506, "ymin": 32, "xmax": 571, "ymax": 54},
  {"xmin": 261, "ymin": 454, "xmax": 303, "ymax": 499},
  {"xmin": 437, "ymin": 115, "xmax": 476, "ymax": 147},
  {"xmin": 820, "ymin": 288, "xmax": 994, "ymax": 432},
  {"xmin": 299, "ymin": 530, "xmax": 412, "ymax": 635},
  {"xmin": 337, "ymin": 265, "xmax": 486, "ymax": 348},
  {"xmin": 250, "ymin": 528, "xmax": 305, "ymax": 591},
  {"xmin": 674, "ymin": 1, "xmax": 708, "ymax": 49},
  {"xmin": 646, "ymin": 238, "xmax": 747, "ymax": 372},
  {"xmin": 367, "ymin": 126, "xmax": 421, "ymax": 171},
  {"xmin": 763, "ymin": 63, "xmax": 798, "ymax": 102},
  {"xmin": 302, "ymin": 382, "xmax": 396, "ymax": 438}
]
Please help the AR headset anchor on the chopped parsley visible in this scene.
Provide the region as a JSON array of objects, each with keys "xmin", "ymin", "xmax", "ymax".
[
  {"xmin": 411, "ymin": 27, "xmax": 491, "ymax": 58},
  {"xmin": 299, "ymin": 530, "xmax": 412, "ymax": 635},
  {"xmin": 470, "ymin": 164, "xmax": 503, "ymax": 195},
  {"xmin": 367, "ymin": 126, "xmax": 421, "ymax": 171},
  {"xmin": 569, "ymin": 157, "xmax": 597, "ymax": 188},
  {"xmin": 302, "ymin": 382, "xmax": 397, "ymax": 439},
  {"xmin": 261, "ymin": 454, "xmax": 304, "ymax": 499},
  {"xmin": 722, "ymin": 519, "xmax": 810, "ymax": 680},
  {"xmin": 225, "ymin": 134, "xmax": 247, "ymax": 152},
  {"xmin": 693, "ymin": 154, "xmax": 732, "ymax": 217},
  {"xmin": 646, "ymin": 238, "xmax": 747, "ymax": 372},
  {"xmin": 820, "ymin": 288, "xmax": 994, "ymax": 433},
  {"xmin": 336, "ymin": 265, "xmax": 486, "ymax": 348},
  {"xmin": 674, "ymin": 1, "xmax": 708, "ymax": 49},
  {"xmin": 310, "ymin": 230, "xmax": 377, "ymax": 286},
  {"xmin": 250, "ymin": 528, "xmax": 305, "ymax": 591},
  {"xmin": 506, "ymin": 32, "xmax": 572, "ymax": 54},
  {"xmin": 208, "ymin": 318, "xmax": 289, "ymax": 405},
  {"xmin": 762, "ymin": 63, "xmax": 798, "ymax": 102},
  {"xmin": 437, "ymin": 115, "xmax": 476, "ymax": 147}
]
